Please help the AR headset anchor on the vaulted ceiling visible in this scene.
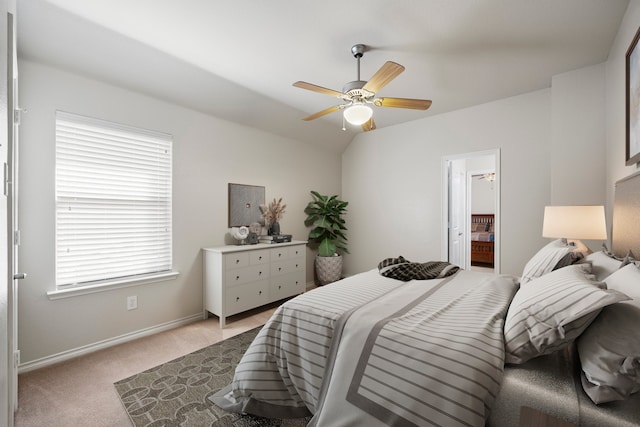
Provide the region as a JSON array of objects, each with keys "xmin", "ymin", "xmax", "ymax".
[{"xmin": 17, "ymin": 0, "xmax": 629, "ymax": 153}]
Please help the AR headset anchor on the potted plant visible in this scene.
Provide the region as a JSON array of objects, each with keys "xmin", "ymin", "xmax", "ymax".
[{"xmin": 304, "ymin": 191, "xmax": 349, "ymax": 285}]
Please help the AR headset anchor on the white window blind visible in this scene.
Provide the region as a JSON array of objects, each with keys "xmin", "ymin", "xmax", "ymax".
[{"xmin": 55, "ymin": 111, "xmax": 172, "ymax": 288}]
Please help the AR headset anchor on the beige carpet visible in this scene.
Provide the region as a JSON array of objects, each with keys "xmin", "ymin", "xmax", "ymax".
[{"xmin": 15, "ymin": 305, "xmax": 278, "ymax": 427}]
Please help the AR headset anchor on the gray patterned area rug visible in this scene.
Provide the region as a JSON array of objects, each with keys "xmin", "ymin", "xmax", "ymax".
[{"xmin": 114, "ymin": 326, "xmax": 311, "ymax": 426}]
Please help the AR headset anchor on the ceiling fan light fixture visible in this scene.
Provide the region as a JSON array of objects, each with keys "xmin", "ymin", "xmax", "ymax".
[
  {"xmin": 293, "ymin": 44, "xmax": 431, "ymax": 131},
  {"xmin": 343, "ymin": 103, "xmax": 373, "ymax": 125}
]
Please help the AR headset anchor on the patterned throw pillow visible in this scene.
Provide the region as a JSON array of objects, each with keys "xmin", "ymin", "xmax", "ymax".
[
  {"xmin": 378, "ymin": 256, "xmax": 459, "ymax": 281},
  {"xmin": 378, "ymin": 255, "xmax": 408, "ymax": 272}
]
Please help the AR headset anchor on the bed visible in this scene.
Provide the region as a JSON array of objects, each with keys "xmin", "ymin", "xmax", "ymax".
[
  {"xmin": 212, "ymin": 172, "xmax": 640, "ymax": 426},
  {"xmin": 471, "ymin": 214, "xmax": 494, "ymax": 267}
]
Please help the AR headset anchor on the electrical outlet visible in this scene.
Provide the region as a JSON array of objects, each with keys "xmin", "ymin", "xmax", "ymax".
[{"xmin": 127, "ymin": 295, "xmax": 138, "ymax": 310}]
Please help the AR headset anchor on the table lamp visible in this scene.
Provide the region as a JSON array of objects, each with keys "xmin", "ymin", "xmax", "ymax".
[{"xmin": 542, "ymin": 205, "xmax": 607, "ymax": 254}]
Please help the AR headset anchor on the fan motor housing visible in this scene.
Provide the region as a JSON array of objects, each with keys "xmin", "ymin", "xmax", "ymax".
[{"xmin": 342, "ymin": 80, "xmax": 373, "ymax": 100}]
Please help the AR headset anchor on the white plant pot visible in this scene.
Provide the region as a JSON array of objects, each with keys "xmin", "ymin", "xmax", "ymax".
[{"xmin": 315, "ymin": 254, "xmax": 343, "ymax": 285}]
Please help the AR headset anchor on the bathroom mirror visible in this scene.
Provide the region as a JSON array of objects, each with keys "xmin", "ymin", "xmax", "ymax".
[{"xmin": 228, "ymin": 183, "xmax": 265, "ymax": 227}]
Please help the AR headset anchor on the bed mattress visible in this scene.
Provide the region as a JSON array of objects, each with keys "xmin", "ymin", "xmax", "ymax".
[{"xmin": 213, "ymin": 269, "xmax": 519, "ymax": 426}]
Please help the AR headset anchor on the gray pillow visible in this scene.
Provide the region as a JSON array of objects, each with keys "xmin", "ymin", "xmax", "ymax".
[
  {"xmin": 520, "ymin": 239, "xmax": 573, "ymax": 284},
  {"xmin": 578, "ymin": 305, "xmax": 640, "ymax": 403},
  {"xmin": 577, "ymin": 264, "xmax": 640, "ymax": 404},
  {"xmin": 504, "ymin": 265, "xmax": 629, "ymax": 364}
]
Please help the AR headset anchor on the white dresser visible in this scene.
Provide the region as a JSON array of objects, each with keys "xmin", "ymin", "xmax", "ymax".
[{"xmin": 202, "ymin": 241, "xmax": 307, "ymax": 327}]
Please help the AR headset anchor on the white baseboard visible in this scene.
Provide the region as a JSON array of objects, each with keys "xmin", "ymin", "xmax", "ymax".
[{"xmin": 18, "ymin": 313, "xmax": 204, "ymax": 373}]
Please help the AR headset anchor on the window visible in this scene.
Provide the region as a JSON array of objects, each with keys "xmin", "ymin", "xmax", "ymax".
[{"xmin": 55, "ymin": 111, "xmax": 173, "ymax": 290}]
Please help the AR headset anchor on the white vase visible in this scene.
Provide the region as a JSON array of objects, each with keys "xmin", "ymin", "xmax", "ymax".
[{"xmin": 315, "ymin": 254, "xmax": 342, "ymax": 285}]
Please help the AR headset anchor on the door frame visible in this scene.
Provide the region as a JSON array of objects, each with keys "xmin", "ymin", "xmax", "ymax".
[
  {"xmin": 441, "ymin": 149, "xmax": 501, "ymax": 272},
  {"xmin": 6, "ymin": 8, "xmax": 18, "ymax": 420}
]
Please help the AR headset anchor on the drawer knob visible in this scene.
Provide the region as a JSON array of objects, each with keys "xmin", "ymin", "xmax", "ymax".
[
  {"xmin": 278, "ymin": 253, "xmax": 282, "ymax": 257},
  {"xmin": 259, "ymin": 290, "xmax": 262, "ymax": 295},
  {"xmin": 236, "ymin": 297, "xmax": 240, "ymax": 302},
  {"xmin": 259, "ymin": 256, "xmax": 262, "ymax": 260},
  {"xmin": 296, "ymin": 281, "xmax": 299, "ymax": 285},
  {"xmin": 235, "ymin": 259, "xmax": 240, "ymax": 264},
  {"xmin": 278, "ymin": 285, "xmax": 282, "ymax": 289},
  {"xmin": 236, "ymin": 275, "xmax": 240, "ymax": 280},
  {"xmin": 296, "ymin": 264, "xmax": 298, "ymax": 268},
  {"xmin": 278, "ymin": 267, "xmax": 282, "ymax": 272},
  {"xmin": 259, "ymin": 271, "xmax": 262, "ymax": 276}
]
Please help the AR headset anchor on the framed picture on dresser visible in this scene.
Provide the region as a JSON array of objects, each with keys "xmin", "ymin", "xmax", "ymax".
[{"xmin": 625, "ymin": 26, "xmax": 640, "ymax": 165}]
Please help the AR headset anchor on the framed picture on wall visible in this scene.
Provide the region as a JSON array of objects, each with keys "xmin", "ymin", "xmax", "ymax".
[
  {"xmin": 228, "ymin": 183, "xmax": 265, "ymax": 227},
  {"xmin": 626, "ymin": 26, "xmax": 640, "ymax": 166}
]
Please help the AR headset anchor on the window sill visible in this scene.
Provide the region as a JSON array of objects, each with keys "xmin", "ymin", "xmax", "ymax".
[{"xmin": 47, "ymin": 271, "xmax": 180, "ymax": 300}]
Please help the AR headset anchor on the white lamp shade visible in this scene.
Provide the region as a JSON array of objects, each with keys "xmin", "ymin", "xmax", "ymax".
[
  {"xmin": 542, "ymin": 205, "xmax": 607, "ymax": 240},
  {"xmin": 343, "ymin": 104, "xmax": 373, "ymax": 125}
]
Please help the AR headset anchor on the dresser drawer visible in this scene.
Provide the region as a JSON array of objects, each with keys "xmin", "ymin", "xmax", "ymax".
[
  {"xmin": 226, "ymin": 281, "xmax": 270, "ymax": 316},
  {"xmin": 270, "ymin": 272, "xmax": 305, "ymax": 301},
  {"xmin": 271, "ymin": 258, "xmax": 304, "ymax": 277},
  {"xmin": 287, "ymin": 245, "xmax": 304, "ymax": 259},
  {"xmin": 270, "ymin": 246, "xmax": 290, "ymax": 261},
  {"xmin": 225, "ymin": 252, "xmax": 249, "ymax": 270},
  {"xmin": 225, "ymin": 264, "xmax": 269, "ymax": 287},
  {"xmin": 250, "ymin": 249, "xmax": 270, "ymax": 265}
]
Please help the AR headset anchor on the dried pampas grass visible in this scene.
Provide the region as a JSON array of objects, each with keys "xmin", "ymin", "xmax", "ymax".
[{"xmin": 260, "ymin": 197, "xmax": 286, "ymax": 225}]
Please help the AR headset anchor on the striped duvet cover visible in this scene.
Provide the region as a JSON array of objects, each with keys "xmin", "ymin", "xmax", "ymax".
[{"xmin": 212, "ymin": 268, "xmax": 519, "ymax": 426}]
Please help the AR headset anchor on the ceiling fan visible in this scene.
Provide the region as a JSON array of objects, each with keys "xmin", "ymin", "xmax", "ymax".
[{"xmin": 293, "ymin": 44, "xmax": 432, "ymax": 132}]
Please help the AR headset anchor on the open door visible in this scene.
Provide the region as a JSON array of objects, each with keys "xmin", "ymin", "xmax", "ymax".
[
  {"xmin": 0, "ymin": 3, "xmax": 12, "ymax": 425},
  {"xmin": 6, "ymin": 7, "xmax": 21, "ymax": 422},
  {"xmin": 448, "ymin": 160, "xmax": 466, "ymax": 267},
  {"xmin": 442, "ymin": 150, "xmax": 500, "ymax": 272}
]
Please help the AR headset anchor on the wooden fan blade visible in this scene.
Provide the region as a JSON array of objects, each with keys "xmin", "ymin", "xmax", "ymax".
[
  {"xmin": 293, "ymin": 81, "xmax": 344, "ymax": 98},
  {"xmin": 302, "ymin": 105, "xmax": 341, "ymax": 121},
  {"xmin": 374, "ymin": 97, "xmax": 432, "ymax": 110},
  {"xmin": 362, "ymin": 61, "xmax": 405, "ymax": 93},
  {"xmin": 362, "ymin": 117, "xmax": 376, "ymax": 132}
]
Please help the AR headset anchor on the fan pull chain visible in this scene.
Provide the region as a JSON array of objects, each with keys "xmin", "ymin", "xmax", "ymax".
[{"xmin": 342, "ymin": 114, "xmax": 346, "ymax": 131}]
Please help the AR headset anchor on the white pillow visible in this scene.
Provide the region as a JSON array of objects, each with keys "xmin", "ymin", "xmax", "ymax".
[
  {"xmin": 584, "ymin": 251, "xmax": 623, "ymax": 282},
  {"xmin": 504, "ymin": 264, "xmax": 629, "ymax": 364},
  {"xmin": 605, "ymin": 263, "xmax": 640, "ymax": 299},
  {"xmin": 520, "ymin": 239, "xmax": 573, "ymax": 284}
]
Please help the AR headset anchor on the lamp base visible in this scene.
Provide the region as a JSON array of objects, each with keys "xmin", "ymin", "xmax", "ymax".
[{"xmin": 563, "ymin": 238, "xmax": 592, "ymax": 255}]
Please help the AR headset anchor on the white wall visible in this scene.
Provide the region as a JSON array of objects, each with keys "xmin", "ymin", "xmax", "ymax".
[
  {"xmin": 549, "ymin": 64, "xmax": 608, "ymax": 251},
  {"xmin": 468, "ymin": 155, "xmax": 496, "ymax": 214},
  {"xmin": 551, "ymin": 64, "xmax": 606, "ymax": 205},
  {"xmin": 471, "ymin": 178, "xmax": 495, "ymax": 214},
  {"xmin": 606, "ymin": 0, "xmax": 640, "ymax": 228},
  {"xmin": 17, "ymin": 60, "xmax": 342, "ymax": 365},
  {"xmin": 342, "ymin": 90, "xmax": 552, "ymax": 277},
  {"xmin": 342, "ymin": 58, "xmax": 609, "ymax": 277}
]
